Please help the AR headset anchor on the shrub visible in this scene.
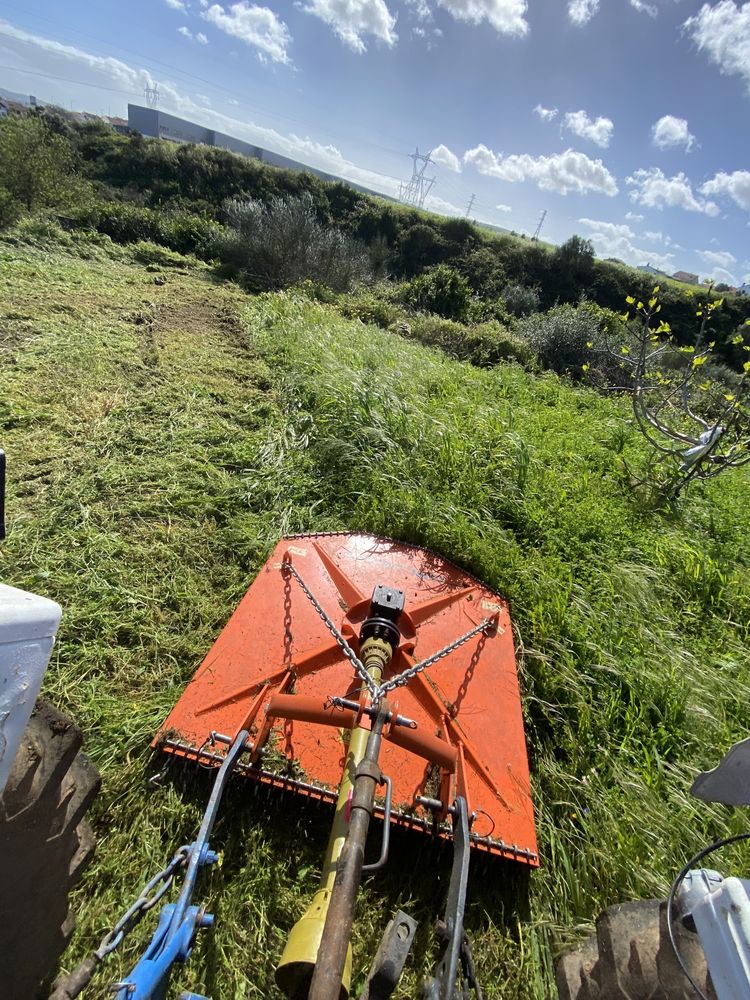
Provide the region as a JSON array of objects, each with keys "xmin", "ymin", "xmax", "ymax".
[
  {"xmin": 213, "ymin": 193, "xmax": 373, "ymax": 292},
  {"xmin": 0, "ymin": 186, "xmax": 21, "ymax": 230},
  {"xmin": 339, "ymin": 293, "xmax": 404, "ymax": 329},
  {"xmin": 518, "ymin": 303, "xmax": 602, "ymax": 375},
  {"xmin": 399, "ymin": 264, "xmax": 473, "ymax": 321},
  {"xmin": 501, "ymin": 281, "xmax": 541, "ymax": 317},
  {"xmin": 406, "ymin": 314, "xmax": 534, "ymax": 368}
]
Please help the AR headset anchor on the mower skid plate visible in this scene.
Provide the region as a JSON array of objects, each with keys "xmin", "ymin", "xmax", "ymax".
[{"xmin": 156, "ymin": 533, "xmax": 538, "ymax": 866}]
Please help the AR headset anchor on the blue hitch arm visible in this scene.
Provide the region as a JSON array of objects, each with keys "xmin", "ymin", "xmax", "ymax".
[{"xmin": 115, "ymin": 730, "xmax": 250, "ymax": 1000}]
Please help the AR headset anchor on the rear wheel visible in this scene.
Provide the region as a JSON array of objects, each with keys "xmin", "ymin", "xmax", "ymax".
[
  {"xmin": 0, "ymin": 700, "xmax": 100, "ymax": 999},
  {"xmin": 556, "ymin": 898, "xmax": 717, "ymax": 1000}
]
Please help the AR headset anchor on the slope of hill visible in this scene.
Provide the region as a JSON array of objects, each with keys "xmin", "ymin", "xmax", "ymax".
[{"xmin": 1, "ymin": 230, "xmax": 749, "ymax": 998}]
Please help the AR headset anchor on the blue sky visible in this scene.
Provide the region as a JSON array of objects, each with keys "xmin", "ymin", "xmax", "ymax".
[{"xmin": 1, "ymin": 0, "xmax": 749, "ymax": 284}]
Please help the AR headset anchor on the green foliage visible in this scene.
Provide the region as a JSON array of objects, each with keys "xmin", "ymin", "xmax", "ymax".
[
  {"xmin": 0, "ymin": 114, "xmax": 82, "ymax": 214},
  {"xmin": 212, "ymin": 193, "xmax": 373, "ymax": 292},
  {"xmin": 0, "ymin": 186, "xmax": 21, "ymax": 229},
  {"xmin": 131, "ymin": 241, "xmax": 193, "ymax": 268},
  {"xmin": 518, "ymin": 303, "xmax": 603, "ymax": 375},
  {"xmin": 339, "ymin": 290, "xmax": 405, "ymax": 329},
  {"xmin": 405, "ymin": 314, "xmax": 534, "ymax": 367},
  {"xmin": 501, "ymin": 281, "xmax": 541, "ymax": 318},
  {"xmin": 399, "ymin": 263, "xmax": 473, "ymax": 321}
]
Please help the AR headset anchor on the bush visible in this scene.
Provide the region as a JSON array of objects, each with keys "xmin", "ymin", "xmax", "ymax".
[
  {"xmin": 0, "ymin": 186, "xmax": 21, "ymax": 230},
  {"xmin": 405, "ymin": 314, "xmax": 534, "ymax": 368},
  {"xmin": 339, "ymin": 292, "xmax": 405, "ymax": 329},
  {"xmin": 212, "ymin": 193, "xmax": 373, "ymax": 292},
  {"xmin": 501, "ymin": 281, "xmax": 541, "ymax": 317},
  {"xmin": 399, "ymin": 264, "xmax": 473, "ymax": 321},
  {"xmin": 518, "ymin": 303, "xmax": 602, "ymax": 375}
]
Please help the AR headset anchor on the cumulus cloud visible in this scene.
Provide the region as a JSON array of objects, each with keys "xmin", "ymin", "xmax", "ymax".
[
  {"xmin": 578, "ymin": 217, "xmax": 675, "ymax": 270},
  {"xmin": 165, "ymin": 0, "xmax": 187, "ymax": 10},
  {"xmin": 568, "ymin": 0, "xmax": 599, "ymax": 25},
  {"xmin": 435, "ymin": 0, "xmax": 529, "ymax": 36},
  {"xmin": 301, "ymin": 0, "xmax": 397, "ymax": 51},
  {"xmin": 496, "ymin": 203, "xmax": 512, "ymax": 211},
  {"xmin": 534, "ymin": 104, "xmax": 558, "ymax": 121},
  {"xmin": 178, "ymin": 25, "xmax": 193, "ymax": 38},
  {"xmin": 705, "ymin": 265, "xmax": 739, "ymax": 285},
  {"xmin": 626, "ymin": 167, "xmax": 719, "ymax": 215},
  {"xmin": 464, "ymin": 144, "xmax": 618, "ymax": 196},
  {"xmin": 651, "ymin": 115, "xmax": 696, "ymax": 151},
  {"xmin": 643, "ymin": 230, "xmax": 683, "ymax": 249},
  {"xmin": 202, "ymin": 3, "xmax": 292, "ymax": 63},
  {"xmin": 625, "ymin": 210, "xmax": 644, "ymax": 221},
  {"xmin": 699, "ymin": 248, "xmax": 738, "ymax": 269},
  {"xmin": 563, "ymin": 109, "xmax": 614, "ymax": 148},
  {"xmin": 0, "ymin": 21, "xmax": 410, "ymax": 199},
  {"xmin": 684, "ymin": 1, "xmax": 750, "ymax": 95},
  {"xmin": 700, "ymin": 169, "xmax": 750, "ymax": 211},
  {"xmin": 196, "ymin": 31, "xmax": 209, "ymax": 43},
  {"xmin": 431, "ymin": 143, "xmax": 462, "ymax": 172}
]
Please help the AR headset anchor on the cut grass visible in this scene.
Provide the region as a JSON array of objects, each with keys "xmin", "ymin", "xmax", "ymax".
[{"xmin": 1, "ymin": 234, "xmax": 749, "ymax": 999}]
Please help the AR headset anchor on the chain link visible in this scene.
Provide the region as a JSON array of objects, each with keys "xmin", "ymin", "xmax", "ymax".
[
  {"xmin": 281, "ymin": 561, "xmax": 380, "ymax": 698},
  {"xmin": 378, "ymin": 617, "xmax": 493, "ymax": 696},
  {"xmin": 94, "ymin": 845, "xmax": 190, "ymax": 960},
  {"xmin": 281, "ymin": 561, "xmax": 494, "ymax": 701}
]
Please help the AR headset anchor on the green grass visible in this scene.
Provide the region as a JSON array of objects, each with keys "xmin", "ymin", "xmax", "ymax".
[{"xmin": 1, "ymin": 232, "xmax": 749, "ymax": 999}]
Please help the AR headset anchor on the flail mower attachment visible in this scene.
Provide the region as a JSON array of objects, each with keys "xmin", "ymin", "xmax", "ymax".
[{"xmin": 156, "ymin": 532, "xmax": 537, "ymax": 999}]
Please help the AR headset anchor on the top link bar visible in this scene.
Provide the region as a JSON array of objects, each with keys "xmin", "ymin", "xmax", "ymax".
[{"xmin": 281, "ymin": 561, "xmax": 494, "ymax": 703}]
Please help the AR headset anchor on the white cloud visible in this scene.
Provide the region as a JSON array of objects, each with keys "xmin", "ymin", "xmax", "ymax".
[
  {"xmin": 431, "ymin": 143, "xmax": 462, "ymax": 172},
  {"xmin": 435, "ymin": 0, "xmax": 528, "ymax": 36},
  {"xmin": 626, "ymin": 167, "xmax": 719, "ymax": 215},
  {"xmin": 651, "ymin": 114, "xmax": 695, "ymax": 151},
  {"xmin": 631, "ymin": 0, "xmax": 657, "ymax": 15},
  {"xmin": 625, "ymin": 210, "xmax": 644, "ymax": 222},
  {"xmin": 705, "ymin": 265, "xmax": 739, "ymax": 285},
  {"xmin": 0, "ymin": 21, "xmax": 409, "ymax": 198},
  {"xmin": 684, "ymin": 1, "xmax": 750, "ymax": 95},
  {"xmin": 165, "ymin": 0, "xmax": 187, "ymax": 10},
  {"xmin": 301, "ymin": 0, "xmax": 397, "ymax": 52},
  {"xmin": 496, "ymin": 203, "xmax": 512, "ymax": 211},
  {"xmin": 643, "ymin": 230, "xmax": 683, "ymax": 249},
  {"xmin": 534, "ymin": 103, "xmax": 558, "ymax": 121},
  {"xmin": 700, "ymin": 169, "xmax": 750, "ymax": 211},
  {"xmin": 196, "ymin": 31, "xmax": 209, "ymax": 43},
  {"xmin": 563, "ymin": 109, "xmax": 614, "ymax": 148},
  {"xmin": 464, "ymin": 144, "xmax": 618, "ymax": 196},
  {"xmin": 178, "ymin": 25, "xmax": 193, "ymax": 38},
  {"xmin": 699, "ymin": 248, "xmax": 737, "ymax": 269},
  {"xmin": 405, "ymin": 0, "xmax": 432, "ymax": 18},
  {"xmin": 424, "ymin": 193, "xmax": 464, "ymax": 216},
  {"xmin": 578, "ymin": 217, "xmax": 675, "ymax": 270},
  {"xmin": 568, "ymin": 0, "xmax": 599, "ymax": 25},
  {"xmin": 202, "ymin": 3, "xmax": 292, "ymax": 63}
]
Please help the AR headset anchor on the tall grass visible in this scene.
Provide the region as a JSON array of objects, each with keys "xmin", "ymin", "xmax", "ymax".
[{"xmin": 1, "ymin": 236, "xmax": 749, "ymax": 998}]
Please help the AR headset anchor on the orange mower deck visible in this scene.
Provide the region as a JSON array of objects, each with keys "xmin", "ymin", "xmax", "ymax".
[{"xmin": 156, "ymin": 533, "xmax": 538, "ymax": 866}]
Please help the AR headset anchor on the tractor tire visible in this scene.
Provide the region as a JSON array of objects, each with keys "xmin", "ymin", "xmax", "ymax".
[
  {"xmin": 0, "ymin": 700, "xmax": 100, "ymax": 1000},
  {"xmin": 556, "ymin": 899, "xmax": 717, "ymax": 1000}
]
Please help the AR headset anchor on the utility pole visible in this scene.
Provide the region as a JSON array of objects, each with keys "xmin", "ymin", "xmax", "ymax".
[
  {"xmin": 399, "ymin": 148, "xmax": 436, "ymax": 210},
  {"xmin": 531, "ymin": 209, "xmax": 547, "ymax": 241},
  {"xmin": 464, "ymin": 194, "xmax": 476, "ymax": 218},
  {"xmin": 144, "ymin": 84, "xmax": 159, "ymax": 108}
]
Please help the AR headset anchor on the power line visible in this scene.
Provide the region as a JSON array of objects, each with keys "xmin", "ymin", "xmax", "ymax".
[{"xmin": 399, "ymin": 148, "xmax": 436, "ymax": 209}]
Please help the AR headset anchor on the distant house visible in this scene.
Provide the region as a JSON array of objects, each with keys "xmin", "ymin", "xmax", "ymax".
[
  {"xmin": 637, "ymin": 263, "xmax": 669, "ymax": 277},
  {"xmin": 673, "ymin": 270, "xmax": 700, "ymax": 285},
  {"xmin": 738, "ymin": 283, "xmax": 749, "ymax": 297}
]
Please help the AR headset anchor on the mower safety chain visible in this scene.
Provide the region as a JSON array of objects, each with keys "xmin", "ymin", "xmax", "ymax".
[
  {"xmin": 97, "ymin": 846, "xmax": 190, "ymax": 959},
  {"xmin": 281, "ymin": 560, "xmax": 380, "ymax": 699},
  {"xmin": 281, "ymin": 560, "xmax": 495, "ymax": 701}
]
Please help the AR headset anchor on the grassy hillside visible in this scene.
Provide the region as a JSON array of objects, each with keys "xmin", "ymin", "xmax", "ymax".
[{"xmin": 1, "ymin": 230, "xmax": 749, "ymax": 999}]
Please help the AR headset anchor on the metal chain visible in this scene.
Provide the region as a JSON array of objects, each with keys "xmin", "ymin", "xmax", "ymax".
[
  {"xmin": 378, "ymin": 617, "xmax": 493, "ymax": 696},
  {"xmin": 281, "ymin": 560, "xmax": 494, "ymax": 700},
  {"xmin": 94, "ymin": 845, "xmax": 190, "ymax": 959},
  {"xmin": 281, "ymin": 561, "xmax": 380, "ymax": 699}
]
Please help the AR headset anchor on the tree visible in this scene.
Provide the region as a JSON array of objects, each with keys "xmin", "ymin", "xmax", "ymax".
[
  {"xmin": 602, "ymin": 288, "xmax": 750, "ymax": 497},
  {"xmin": 0, "ymin": 114, "xmax": 78, "ymax": 213}
]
